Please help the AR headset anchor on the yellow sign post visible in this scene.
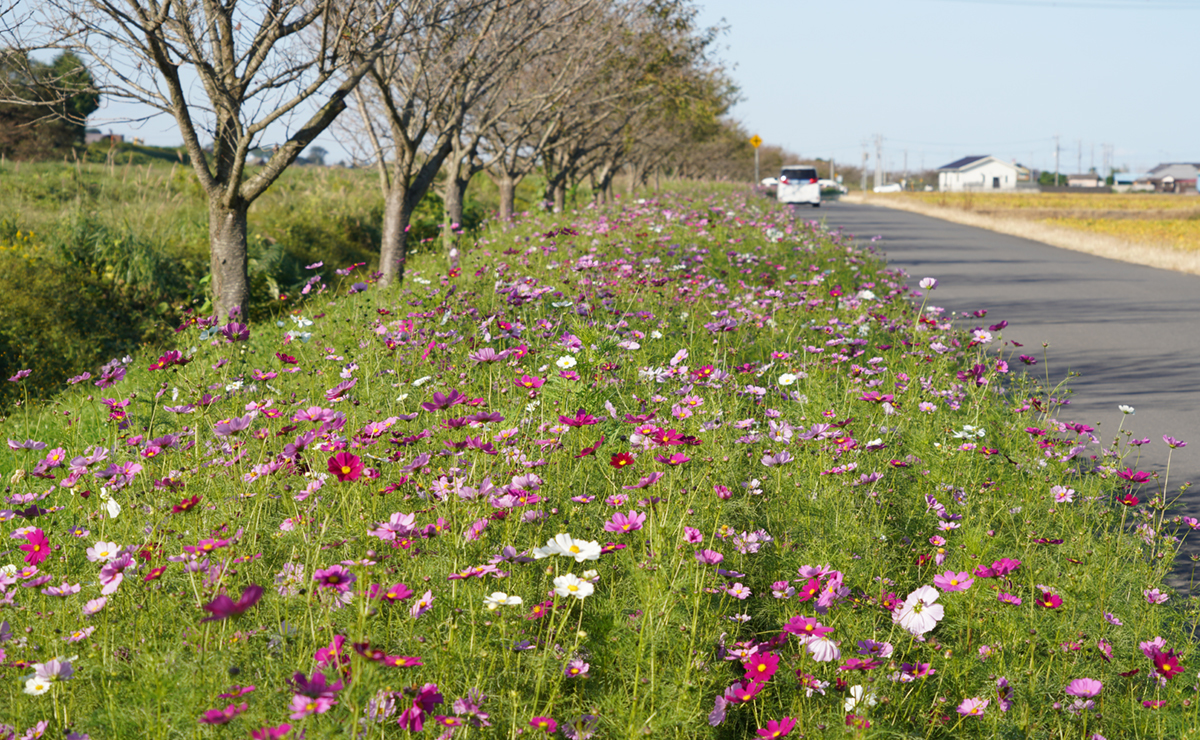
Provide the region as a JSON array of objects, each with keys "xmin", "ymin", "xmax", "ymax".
[{"xmin": 750, "ymin": 136, "xmax": 762, "ymax": 183}]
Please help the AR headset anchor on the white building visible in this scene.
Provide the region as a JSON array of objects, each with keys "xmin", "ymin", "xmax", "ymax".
[{"xmin": 936, "ymin": 155, "xmax": 1024, "ymax": 192}]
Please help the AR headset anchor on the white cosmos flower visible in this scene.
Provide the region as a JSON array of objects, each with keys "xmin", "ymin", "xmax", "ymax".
[
  {"xmin": 807, "ymin": 636, "xmax": 840, "ymax": 662},
  {"xmin": 24, "ymin": 677, "xmax": 51, "ymax": 695},
  {"xmin": 1119, "ymin": 405, "xmax": 1135, "ymax": 415},
  {"xmin": 555, "ymin": 356, "xmax": 577, "ymax": 369},
  {"xmin": 98, "ymin": 489, "xmax": 120, "ymax": 519},
  {"xmin": 533, "ymin": 533, "xmax": 602, "ymax": 562},
  {"xmin": 483, "ymin": 592, "xmax": 523, "ymax": 610},
  {"xmin": 553, "ymin": 573, "xmax": 594, "ymax": 600},
  {"xmin": 894, "ymin": 585, "xmax": 944, "ymax": 636},
  {"xmin": 844, "ymin": 685, "xmax": 877, "ymax": 712},
  {"xmin": 778, "ymin": 373, "xmax": 797, "ymax": 386}
]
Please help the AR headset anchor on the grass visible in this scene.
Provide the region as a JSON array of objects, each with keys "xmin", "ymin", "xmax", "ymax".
[{"xmin": 0, "ymin": 183, "xmax": 1197, "ymax": 739}]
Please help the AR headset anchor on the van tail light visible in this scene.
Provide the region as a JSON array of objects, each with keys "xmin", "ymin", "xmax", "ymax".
[
  {"xmin": 808, "ymin": 178, "xmax": 818, "ymax": 184},
  {"xmin": 779, "ymin": 176, "xmax": 789, "ymax": 184}
]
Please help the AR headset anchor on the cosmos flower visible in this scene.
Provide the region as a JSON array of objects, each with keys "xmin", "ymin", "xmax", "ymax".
[
  {"xmin": 532, "ymin": 534, "xmax": 602, "ymax": 562},
  {"xmin": 553, "ymin": 573, "xmax": 594, "ymax": 600},
  {"xmin": 894, "ymin": 585, "xmax": 944, "ymax": 636}
]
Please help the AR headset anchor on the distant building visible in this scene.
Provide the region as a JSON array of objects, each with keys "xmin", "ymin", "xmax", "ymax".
[
  {"xmin": 1113, "ymin": 172, "xmax": 1154, "ymax": 193},
  {"xmin": 84, "ymin": 130, "xmax": 124, "ymax": 145},
  {"xmin": 1146, "ymin": 163, "xmax": 1200, "ymax": 193},
  {"xmin": 1066, "ymin": 173, "xmax": 1104, "ymax": 187},
  {"xmin": 936, "ymin": 155, "xmax": 1027, "ymax": 191}
]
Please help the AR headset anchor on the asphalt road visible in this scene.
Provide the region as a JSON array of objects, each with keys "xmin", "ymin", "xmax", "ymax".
[{"xmin": 813, "ymin": 200, "xmax": 1200, "ymax": 572}]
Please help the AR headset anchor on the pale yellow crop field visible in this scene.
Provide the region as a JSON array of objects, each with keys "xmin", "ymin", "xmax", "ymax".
[
  {"xmin": 1042, "ymin": 218, "xmax": 1200, "ymax": 251},
  {"xmin": 871, "ymin": 192, "xmax": 1200, "ymax": 252}
]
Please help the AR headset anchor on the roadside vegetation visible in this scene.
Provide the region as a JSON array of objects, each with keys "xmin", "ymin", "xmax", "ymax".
[{"xmin": 0, "ymin": 185, "xmax": 1195, "ymax": 739}]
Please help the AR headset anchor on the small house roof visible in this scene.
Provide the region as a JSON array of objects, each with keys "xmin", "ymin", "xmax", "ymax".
[{"xmin": 936, "ymin": 155, "xmax": 990, "ymax": 171}]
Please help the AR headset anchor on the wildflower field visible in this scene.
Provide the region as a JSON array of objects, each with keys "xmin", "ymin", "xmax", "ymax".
[{"xmin": 1, "ymin": 185, "xmax": 1196, "ymax": 739}]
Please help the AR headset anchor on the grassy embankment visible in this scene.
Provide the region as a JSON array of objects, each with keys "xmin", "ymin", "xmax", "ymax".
[{"xmin": 0, "ymin": 183, "xmax": 1196, "ymax": 739}]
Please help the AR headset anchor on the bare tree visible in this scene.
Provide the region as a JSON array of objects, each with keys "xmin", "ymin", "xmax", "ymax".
[
  {"xmin": 437, "ymin": 0, "xmax": 604, "ymax": 235},
  {"xmin": 2, "ymin": 1, "xmax": 408, "ymax": 320},
  {"xmin": 345, "ymin": 0, "xmax": 598, "ymax": 285}
]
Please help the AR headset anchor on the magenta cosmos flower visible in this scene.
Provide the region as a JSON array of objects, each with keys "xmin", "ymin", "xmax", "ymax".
[
  {"xmin": 19, "ymin": 529, "xmax": 50, "ymax": 566},
  {"xmin": 756, "ymin": 717, "xmax": 796, "ymax": 738},
  {"xmin": 327, "ymin": 452, "xmax": 363, "ymax": 482},
  {"xmin": 201, "ymin": 584, "xmax": 264, "ymax": 623}
]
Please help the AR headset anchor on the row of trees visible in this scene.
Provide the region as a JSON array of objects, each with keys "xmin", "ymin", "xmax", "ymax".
[{"xmin": 1, "ymin": 0, "xmax": 741, "ymax": 321}]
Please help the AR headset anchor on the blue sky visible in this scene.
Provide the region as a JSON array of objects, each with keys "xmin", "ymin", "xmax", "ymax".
[
  {"xmin": 67, "ymin": 0, "xmax": 1200, "ymax": 175},
  {"xmin": 694, "ymin": 0, "xmax": 1200, "ymax": 175}
]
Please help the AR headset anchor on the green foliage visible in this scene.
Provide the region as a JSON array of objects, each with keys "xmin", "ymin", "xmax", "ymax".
[{"xmin": 0, "ymin": 50, "xmax": 99, "ymax": 160}]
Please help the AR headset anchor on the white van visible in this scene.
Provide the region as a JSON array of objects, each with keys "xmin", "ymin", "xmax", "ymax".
[{"xmin": 776, "ymin": 165, "xmax": 821, "ymax": 207}]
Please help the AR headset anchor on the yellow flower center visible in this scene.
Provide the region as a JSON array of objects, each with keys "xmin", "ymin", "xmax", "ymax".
[
  {"xmin": 569, "ymin": 545, "xmax": 580, "ymax": 554},
  {"xmin": 568, "ymin": 585, "xmax": 579, "ymax": 592},
  {"xmin": 341, "ymin": 466, "xmax": 351, "ymax": 474}
]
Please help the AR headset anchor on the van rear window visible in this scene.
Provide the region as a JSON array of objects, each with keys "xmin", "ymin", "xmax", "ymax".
[{"xmin": 781, "ymin": 168, "xmax": 817, "ymax": 181}]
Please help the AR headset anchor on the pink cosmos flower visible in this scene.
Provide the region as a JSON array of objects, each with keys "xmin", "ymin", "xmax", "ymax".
[
  {"xmin": 411, "ymin": 590, "xmax": 435, "ymax": 618},
  {"xmin": 289, "ymin": 694, "xmax": 336, "ymax": 719},
  {"xmin": 604, "ymin": 510, "xmax": 646, "ymax": 534},
  {"xmin": 932, "ymin": 570, "xmax": 974, "ymax": 592},
  {"xmin": 1065, "ymin": 678, "xmax": 1102, "ymax": 698},
  {"xmin": 957, "ymin": 697, "xmax": 988, "ymax": 717}
]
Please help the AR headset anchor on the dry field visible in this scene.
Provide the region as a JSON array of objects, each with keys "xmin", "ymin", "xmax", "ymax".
[{"xmin": 847, "ymin": 191, "xmax": 1200, "ymax": 275}]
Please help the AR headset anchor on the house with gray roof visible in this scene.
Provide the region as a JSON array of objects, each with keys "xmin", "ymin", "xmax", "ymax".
[
  {"xmin": 1146, "ymin": 163, "xmax": 1200, "ymax": 193},
  {"xmin": 936, "ymin": 155, "xmax": 1028, "ymax": 192}
]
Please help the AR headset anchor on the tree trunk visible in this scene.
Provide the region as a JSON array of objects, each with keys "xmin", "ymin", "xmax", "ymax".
[
  {"xmin": 627, "ymin": 162, "xmax": 646, "ymax": 198},
  {"xmin": 208, "ymin": 200, "xmax": 251, "ymax": 321},
  {"xmin": 553, "ymin": 180, "xmax": 566, "ymax": 213},
  {"xmin": 498, "ymin": 174, "xmax": 517, "ymax": 221},
  {"xmin": 442, "ymin": 173, "xmax": 467, "ymax": 269},
  {"xmin": 379, "ymin": 184, "xmax": 412, "ymax": 288}
]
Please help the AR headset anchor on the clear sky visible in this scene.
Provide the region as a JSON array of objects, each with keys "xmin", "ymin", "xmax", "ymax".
[
  {"xmin": 55, "ymin": 0, "xmax": 1200, "ymax": 176},
  {"xmin": 694, "ymin": 0, "xmax": 1200, "ymax": 176}
]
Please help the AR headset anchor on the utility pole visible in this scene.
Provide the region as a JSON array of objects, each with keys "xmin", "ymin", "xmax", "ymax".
[
  {"xmin": 1077, "ymin": 138, "xmax": 1082, "ymax": 177},
  {"xmin": 860, "ymin": 140, "xmax": 868, "ymax": 192},
  {"xmin": 830, "ymin": 157, "xmax": 835, "ymax": 182},
  {"xmin": 903, "ymin": 149, "xmax": 908, "ymax": 189},
  {"xmin": 874, "ymin": 134, "xmax": 884, "ymax": 190},
  {"xmin": 1054, "ymin": 134, "xmax": 1060, "ymax": 186}
]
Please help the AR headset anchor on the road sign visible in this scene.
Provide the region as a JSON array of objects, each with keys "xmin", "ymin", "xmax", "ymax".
[{"xmin": 749, "ymin": 135, "xmax": 762, "ymax": 149}]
